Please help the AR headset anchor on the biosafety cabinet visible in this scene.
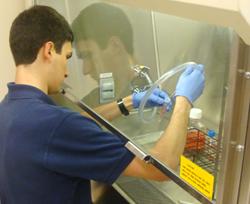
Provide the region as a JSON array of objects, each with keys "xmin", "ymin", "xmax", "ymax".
[{"xmin": 33, "ymin": 0, "xmax": 250, "ymax": 203}]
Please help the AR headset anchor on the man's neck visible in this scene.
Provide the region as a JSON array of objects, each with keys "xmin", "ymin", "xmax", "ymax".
[
  {"xmin": 15, "ymin": 64, "xmax": 48, "ymax": 94},
  {"xmin": 113, "ymin": 54, "xmax": 136, "ymax": 97}
]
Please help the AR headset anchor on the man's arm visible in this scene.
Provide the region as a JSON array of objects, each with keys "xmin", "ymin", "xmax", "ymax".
[
  {"xmin": 92, "ymin": 95, "xmax": 133, "ymax": 121},
  {"xmin": 80, "ymin": 95, "xmax": 133, "ymax": 121},
  {"xmin": 122, "ymin": 96, "xmax": 191, "ymax": 181},
  {"xmin": 81, "ymin": 89, "xmax": 168, "ymax": 121}
]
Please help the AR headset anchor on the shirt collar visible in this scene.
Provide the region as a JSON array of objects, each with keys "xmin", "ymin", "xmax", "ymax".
[{"xmin": 7, "ymin": 82, "xmax": 56, "ymax": 105}]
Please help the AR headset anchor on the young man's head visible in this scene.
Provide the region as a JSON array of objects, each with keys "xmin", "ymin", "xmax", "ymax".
[
  {"xmin": 9, "ymin": 5, "xmax": 74, "ymax": 94},
  {"xmin": 71, "ymin": 3, "xmax": 134, "ymax": 80}
]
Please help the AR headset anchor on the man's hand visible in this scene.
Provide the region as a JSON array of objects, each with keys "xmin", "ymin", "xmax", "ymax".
[
  {"xmin": 175, "ymin": 64, "xmax": 205, "ymax": 104},
  {"xmin": 132, "ymin": 88, "xmax": 172, "ymax": 111}
]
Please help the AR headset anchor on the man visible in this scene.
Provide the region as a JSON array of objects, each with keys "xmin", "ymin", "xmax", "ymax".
[{"xmin": 0, "ymin": 5, "xmax": 205, "ymax": 204}]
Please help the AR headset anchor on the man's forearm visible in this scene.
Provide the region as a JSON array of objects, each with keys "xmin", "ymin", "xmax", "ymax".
[
  {"xmin": 150, "ymin": 96, "xmax": 191, "ymax": 170},
  {"xmin": 89, "ymin": 95, "xmax": 133, "ymax": 121}
]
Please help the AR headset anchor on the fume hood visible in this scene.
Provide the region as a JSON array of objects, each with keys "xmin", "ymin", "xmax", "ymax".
[{"xmin": 34, "ymin": 0, "xmax": 250, "ymax": 203}]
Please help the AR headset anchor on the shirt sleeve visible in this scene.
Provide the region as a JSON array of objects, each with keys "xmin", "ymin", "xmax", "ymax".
[{"xmin": 45, "ymin": 112, "xmax": 135, "ymax": 184}]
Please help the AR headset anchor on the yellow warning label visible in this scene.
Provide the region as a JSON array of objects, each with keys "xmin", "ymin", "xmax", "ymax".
[{"xmin": 180, "ymin": 155, "xmax": 214, "ymax": 199}]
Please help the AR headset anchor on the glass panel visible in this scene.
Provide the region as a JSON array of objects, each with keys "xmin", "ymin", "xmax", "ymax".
[
  {"xmin": 36, "ymin": 0, "xmax": 234, "ymax": 203},
  {"xmin": 148, "ymin": 12, "xmax": 233, "ymax": 202}
]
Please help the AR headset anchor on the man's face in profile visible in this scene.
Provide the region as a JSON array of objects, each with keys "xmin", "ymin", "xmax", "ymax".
[{"xmin": 76, "ymin": 39, "xmax": 115, "ymax": 81}]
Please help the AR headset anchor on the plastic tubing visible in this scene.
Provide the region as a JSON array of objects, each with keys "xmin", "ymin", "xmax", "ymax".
[{"xmin": 139, "ymin": 62, "xmax": 197, "ymax": 123}]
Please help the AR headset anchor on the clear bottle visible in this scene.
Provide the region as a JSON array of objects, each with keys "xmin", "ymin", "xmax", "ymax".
[{"xmin": 185, "ymin": 108, "xmax": 206, "ymax": 151}]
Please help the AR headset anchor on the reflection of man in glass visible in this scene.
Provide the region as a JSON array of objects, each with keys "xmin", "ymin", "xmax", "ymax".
[
  {"xmin": 72, "ymin": 3, "xmax": 154, "ymax": 202},
  {"xmin": 72, "ymin": 3, "xmax": 138, "ymax": 106}
]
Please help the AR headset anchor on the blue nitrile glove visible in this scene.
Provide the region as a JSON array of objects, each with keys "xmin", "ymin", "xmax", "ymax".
[
  {"xmin": 132, "ymin": 88, "xmax": 172, "ymax": 111},
  {"xmin": 175, "ymin": 64, "xmax": 205, "ymax": 104}
]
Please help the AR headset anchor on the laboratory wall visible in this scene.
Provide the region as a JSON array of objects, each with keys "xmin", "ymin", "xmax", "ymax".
[{"xmin": 0, "ymin": 0, "xmax": 25, "ymax": 100}]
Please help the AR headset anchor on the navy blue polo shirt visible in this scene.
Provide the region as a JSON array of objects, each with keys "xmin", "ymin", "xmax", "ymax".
[{"xmin": 0, "ymin": 83, "xmax": 134, "ymax": 204}]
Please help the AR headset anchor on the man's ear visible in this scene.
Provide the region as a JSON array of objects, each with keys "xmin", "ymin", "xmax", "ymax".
[
  {"xmin": 108, "ymin": 36, "xmax": 124, "ymax": 55},
  {"xmin": 43, "ymin": 41, "xmax": 55, "ymax": 60}
]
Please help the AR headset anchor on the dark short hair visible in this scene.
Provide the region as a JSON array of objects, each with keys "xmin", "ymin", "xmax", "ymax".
[
  {"xmin": 72, "ymin": 3, "xmax": 134, "ymax": 55},
  {"xmin": 9, "ymin": 5, "xmax": 74, "ymax": 66}
]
